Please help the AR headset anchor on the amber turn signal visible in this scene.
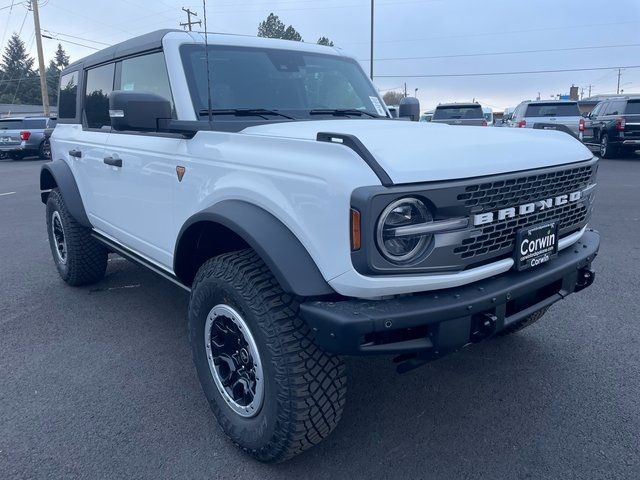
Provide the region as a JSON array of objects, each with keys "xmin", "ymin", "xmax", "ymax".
[{"xmin": 350, "ymin": 208, "xmax": 361, "ymax": 251}]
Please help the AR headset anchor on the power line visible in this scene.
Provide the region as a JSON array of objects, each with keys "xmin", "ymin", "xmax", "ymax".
[
  {"xmin": 374, "ymin": 65, "xmax": 640, "ymax": 79},
  {"xmin": 41, "ymin": 34, "xmax": 100, "ymax": 50},
  {"xmin": 362, "ymin": 43, "xmax": 640, "ymax": 63},
  {"xmin": 42, "ymin": 29, "xmax": 111, "ymax": 46}
]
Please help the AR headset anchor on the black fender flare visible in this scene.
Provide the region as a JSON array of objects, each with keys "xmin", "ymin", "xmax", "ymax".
[
  {"xmin": 40, "ymin": 160, "xmax": 91, "ymax": 228},
  {"xmin": 174, "ymin": 200, "xmax": 334, "ymax": 297}
]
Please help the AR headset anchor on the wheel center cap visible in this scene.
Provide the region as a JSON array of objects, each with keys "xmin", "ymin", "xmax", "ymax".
[{"xmin": 239, "ymin": 348, "xmax": 250, "ymax": 364}]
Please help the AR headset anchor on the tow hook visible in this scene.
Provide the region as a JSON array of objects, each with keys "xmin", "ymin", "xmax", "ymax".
[
  {"xmin": 575, "ymin": 268, "xmax": 595, "ymax": 292},
  {"xmin": 471, "ymin": 313, "xmax": 498, "ymax": 343}
]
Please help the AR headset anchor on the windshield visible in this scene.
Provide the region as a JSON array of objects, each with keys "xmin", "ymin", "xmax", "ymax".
[
  {"xmin": 433, "ymin": 106, "xmax": 482, "ymax": 120},
  {"xmin": 180, "ymin": 44, "xmax": 386, "ymax": 119},
  {"xmin": 525, "ymin": 103, "xmax": 579, "ymax": 117},
  {"xmin": 625, "ymin": 100, "xmax": 640, "ymax": 114}
]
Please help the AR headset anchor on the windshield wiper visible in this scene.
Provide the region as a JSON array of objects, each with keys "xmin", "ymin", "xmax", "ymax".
[
  {"xmin": 309, "ymin": 109, "xmax": 382, "ymax": 118},
  {"xmin": 198, "ymin": 108, "xmax": 296, "ymax": 120}
]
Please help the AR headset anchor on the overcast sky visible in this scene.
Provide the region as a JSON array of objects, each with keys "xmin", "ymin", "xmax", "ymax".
[{"xmin": 2, "ymin": 0, "xmax": 639, "ymax": 110}]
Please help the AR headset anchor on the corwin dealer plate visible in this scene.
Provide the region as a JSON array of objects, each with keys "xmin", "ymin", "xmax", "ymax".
[{"xmin": 515, "ymin": 222, "xmax": 559, "ymax": 271}]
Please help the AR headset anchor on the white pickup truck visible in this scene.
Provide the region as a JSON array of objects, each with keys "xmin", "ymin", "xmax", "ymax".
[{"xmin": 41, "ymin": 30, "xmax": 600, "ymax": 462}]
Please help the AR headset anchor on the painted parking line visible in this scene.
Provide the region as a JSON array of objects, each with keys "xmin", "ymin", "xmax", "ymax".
[{"xmin": 0, "ymin": 192, "xmax": 16, "ymax": 197}]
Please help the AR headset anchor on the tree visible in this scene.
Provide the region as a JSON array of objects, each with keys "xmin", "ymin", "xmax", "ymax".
[
  {"xmin": 0, "ymin": 33, "xmax": 40, "ymax": 104},
  {"xmin": 382, "ymin": 90, "xmax": 405, "ymax": 106},
  {"xmin": 257, "ymin": 13, "xmax": 303, "ymax": 41},
  {"xmin": 46, "ymin": 44, "xmax": 70, "ymax": 107},
  {"xmin": 317, "ymin": 37, "xmax": 334, "ymax": 47}
]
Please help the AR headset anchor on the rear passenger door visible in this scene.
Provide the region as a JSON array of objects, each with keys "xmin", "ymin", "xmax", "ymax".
[
  {"xmin": 583, "ymin": 103, "xmax": 603, "ymax": 144},
  {"xmin": 100, "ymin": 52, "xmax": 181, "ymax": 268}
]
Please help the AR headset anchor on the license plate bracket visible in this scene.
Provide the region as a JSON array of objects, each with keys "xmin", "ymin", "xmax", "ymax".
[{"xmin": 515, "ymin": 222, "xmax": 559, "ymax": 271}]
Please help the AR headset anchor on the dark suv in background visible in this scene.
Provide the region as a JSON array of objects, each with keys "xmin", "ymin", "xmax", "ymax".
[
  {"xmin": 432, "ymin": 103, "xmax": 487, "ymax": 126},
  {"xmin": 0, "ymin": 116, "xmax": 56, "ymax": 160},
  {"xmin": 583, "ymin": 96, "xmax": 640, "ymax": 158}
]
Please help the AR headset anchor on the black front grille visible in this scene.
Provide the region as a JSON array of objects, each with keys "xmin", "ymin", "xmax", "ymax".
[
  {"xmin": 452, "ymin": 162, "xmax": 596, "ymax": 262},
  {"xmin": 456, "ymin": 163, "xmax": 595, "ymax": 212},
  {"xmin": 454, "ymin": 202, "xmax": 588, "ymax": 259}
]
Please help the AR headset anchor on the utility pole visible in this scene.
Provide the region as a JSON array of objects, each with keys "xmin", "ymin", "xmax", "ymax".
[
  {"xmin": 580, "ymin": 87, "xmax": 584, "ymax": 100},
  {"xmin": 616, "ymin": 68, "xmax": 622, "ymax": 94},
  {"xmin": 369, "ymin": 0, "xmax": 374, "ymax": 80},
  {"xmin": 404, "ymin": 82, "xmax": 407, "ymax": 98},
  {"xmin": 587, "ymin": 85, "xmax": 593, "ymax": 98},
  {"xmin": 31, "ymin": 0, "xmax": 50, "ymax": 116},
  {"xmin": 180, "ymin": 7, "xmax": 201, "ymax": 31}
]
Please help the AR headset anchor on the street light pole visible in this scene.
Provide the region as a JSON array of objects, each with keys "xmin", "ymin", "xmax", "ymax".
[{"xmin": 370, "ymin": 0, "xmax": 374, "ymax": 81}]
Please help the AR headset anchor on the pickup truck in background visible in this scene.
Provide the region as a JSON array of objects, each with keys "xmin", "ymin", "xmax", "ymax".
[
  {"xmin": 582, "ymin": 96, "xmax": 640, "ymax": 158},
  {"xmin": 431, "ymin": 103, "xmax": 487, "ymax": 126}
]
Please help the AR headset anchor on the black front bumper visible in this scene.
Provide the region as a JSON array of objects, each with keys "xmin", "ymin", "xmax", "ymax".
[{"xmin": 301, "ymin": 230, "xmax": 600, "ymax": 357}]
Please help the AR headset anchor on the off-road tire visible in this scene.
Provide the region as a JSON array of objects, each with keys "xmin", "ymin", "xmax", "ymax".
[
  {"xmin": 188, "ymin": 249, "xmax": 347, "ymax": 463},
  {"xmin": 46, "ymin": 188, "xmax": 107, "ymax": 286},
  {"xmin": 497, "ymin": 307, "xmax": 549, "ymax": 336}
]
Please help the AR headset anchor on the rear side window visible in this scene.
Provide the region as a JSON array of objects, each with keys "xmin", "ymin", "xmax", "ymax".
[
  {"xmin": 0, "ymin": 120, "xmax": 24, "ymax": 130},
  {"xmin": 84, "ymin": 63, "xmax": 115, "ymax": 130},
  {"xmin": 433, "ymin": 105, "xmax": 483, "ymax": 120},
  {"xmin": 22, "ymin": 119, "xmax": 47, "ymax": 128},
  {"xmin": 525, "ymin": 103, "xmax": 579, "ymax": 117},
  {"xmin": 625, "ymin": 100, "xmax": 640, "ymax": 114},
  {"xmin": 58, "ymin": 71, "xmax": 79, "ymax": 119},
  {"xmin": 604, "ymin": 101, "xmax": 625, "ymax": 116},
  {"xmin": 118, "ymin": 52, "xmax": 175, "ymax": 115}
]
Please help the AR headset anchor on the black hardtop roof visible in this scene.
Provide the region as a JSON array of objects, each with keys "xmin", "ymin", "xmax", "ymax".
[
  {"xmin": 63, "ymin": 29, "xmax": 182, "ymax": 73},
  {"xmin": 436, "ymin": 103, "xmax": 482, "ymax": 108}
]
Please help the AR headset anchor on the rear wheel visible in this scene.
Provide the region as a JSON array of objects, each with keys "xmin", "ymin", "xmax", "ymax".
[
  {"xmin": 599, "ymin": 133, "xmax": 617, "ymax": 158},
  {"xmin": 497, "ymin": 307, "xmax": 549, "ymax": 336},
  {"xmin": 39, "ymin": 139, "xmax": 51, "ymax": 160},
  {"xmin": 46, "ymin": 189, "xmax": 107, "ymax": 286},
  {"xmin": 189, "ymin": 249, "xmax": 346, "ymax": 463}
]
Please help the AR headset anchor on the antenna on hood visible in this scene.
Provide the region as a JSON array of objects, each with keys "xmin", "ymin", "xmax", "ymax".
[{"xmin": 202, "ymin": 0, "xmax": 213, "ymax": 124}]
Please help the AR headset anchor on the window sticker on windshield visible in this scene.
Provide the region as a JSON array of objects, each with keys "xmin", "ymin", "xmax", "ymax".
[
  {"xmin": 369, "ymin": 96, "xmax": 386, "ymax": 116},
  {"xmin": 123, "ymin": 83, "xmax": 135, "ymax": 91}
]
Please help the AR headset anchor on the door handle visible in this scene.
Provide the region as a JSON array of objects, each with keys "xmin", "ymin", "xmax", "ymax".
[
  {"xmin": 69, "ymin": 149, "xmax": 82, "ymax": 158},
  {"xmin": 103, "ymin": 156, "xmax": 122, "ymax": 168}
]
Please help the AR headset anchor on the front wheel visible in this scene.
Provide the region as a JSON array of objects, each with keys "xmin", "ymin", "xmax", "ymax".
[{"xmin": 188, "ymin": 249, "xmax": 347, "ymax": 463}]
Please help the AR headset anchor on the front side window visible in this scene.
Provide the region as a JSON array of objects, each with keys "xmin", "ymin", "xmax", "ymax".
[
  {"xmin": 180, "ymin": 45, "xmax": 386, "ymax": 119},
  {"xmin": 84, "ymin": 63, "xmax": 115, "ymax": 130},
  {"xmin": 58, "ymin": 71, "xmax": 78, "ymax": 119},
  {"xmin": 118, "ymin": 52, "xmax": 175, "ymax": 115}
]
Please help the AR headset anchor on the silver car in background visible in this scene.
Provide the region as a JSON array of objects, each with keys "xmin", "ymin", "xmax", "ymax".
[
  {"xmin": 0, "ymin": 116, "xmax": 56, "ymax": 160},
  {"xmin": 509, "ymin": 100, "xmax": 584, "ymax": 138}
]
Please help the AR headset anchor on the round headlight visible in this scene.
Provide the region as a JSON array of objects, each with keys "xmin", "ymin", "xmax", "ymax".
[{"xmin": 376, "ymin": 197, "xmax": 433, "ymax": 263}]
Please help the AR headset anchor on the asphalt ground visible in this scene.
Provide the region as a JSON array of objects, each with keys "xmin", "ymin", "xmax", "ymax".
[{"xmin": 1, "ymin": 153, "xmax": 639, "ymax": 480}]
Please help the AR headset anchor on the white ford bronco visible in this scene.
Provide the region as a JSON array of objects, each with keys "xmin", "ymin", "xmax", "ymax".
[{"xmin": 41, "ymin": 30, "xmax": 600, "ymax": 462}]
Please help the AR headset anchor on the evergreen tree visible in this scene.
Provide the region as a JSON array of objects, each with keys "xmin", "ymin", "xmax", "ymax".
[
  {"xmin": 317, "ymin": 37, "xmax": 334, "ymax": 47},
  {"xmin": 0, "ymin": 33, "xmax": 40, "ymax": 104},
  {"xmin": 46, "ymin": 44, "xmax": 70, "ymax": 107},
  {"xmin": 257, "ymin": 13, "xmax": 303, "ymax": 42}
]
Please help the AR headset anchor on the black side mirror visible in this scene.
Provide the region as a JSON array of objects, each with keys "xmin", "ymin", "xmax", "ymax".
[
  {"xmin": 581, "ymin": 112, "xmax": 589, "ymax": 118},
  {"xmin": 399, "ymin": 97, "xmax": 421, "ymax": 121},
  {"xmin": 109, "ymin": 90, "xmax": 171, "ymax": 132}
]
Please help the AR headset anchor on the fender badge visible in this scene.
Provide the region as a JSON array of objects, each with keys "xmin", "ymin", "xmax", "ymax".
[{"xmin": 176, "ymin": 166, "xmax": 186, "ymax": 182}]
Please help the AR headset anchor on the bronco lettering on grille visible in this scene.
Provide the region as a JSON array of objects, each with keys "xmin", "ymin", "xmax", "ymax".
[{"xmin": 473, "ymin": 191, "xmax": 583, "ymax": 227}]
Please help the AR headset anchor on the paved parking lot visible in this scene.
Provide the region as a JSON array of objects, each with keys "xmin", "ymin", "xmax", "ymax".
[{"xmin": 1, "ymin": 154, "xmax": 639, "ymax": 480}]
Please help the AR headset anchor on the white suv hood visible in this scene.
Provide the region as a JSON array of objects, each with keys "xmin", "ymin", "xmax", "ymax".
[{"xmin": 242, "ymin": 119, "xmax": 594, "ymax": 184}]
